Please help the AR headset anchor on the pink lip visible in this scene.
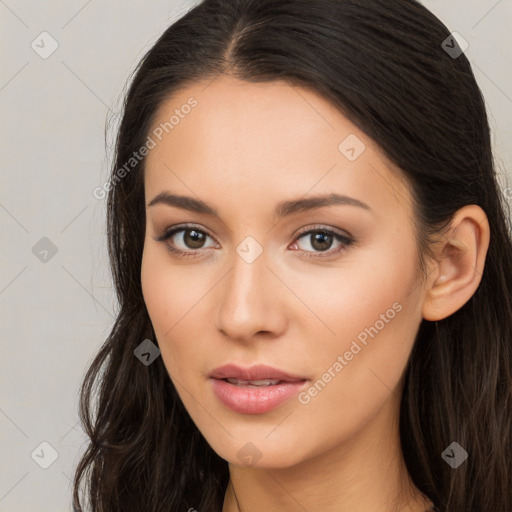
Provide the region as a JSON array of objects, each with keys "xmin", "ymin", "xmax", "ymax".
[
  {"xmin": 209, "ymin": 364, "xmax": 308, "ymax": 414},
  {"xmin": 209, "ymin": 364, "xmax": 306, "ymax": 382}
]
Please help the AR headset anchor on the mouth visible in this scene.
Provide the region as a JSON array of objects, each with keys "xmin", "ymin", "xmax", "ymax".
[{"xmin": 209, "ymin": 364, "xmax": 308, "ymax": 414}]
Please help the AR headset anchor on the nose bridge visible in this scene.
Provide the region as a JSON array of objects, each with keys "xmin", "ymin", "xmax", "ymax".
[{"xmin": 215, "ymin": 237, "xmax": 283, "ymax": 339}]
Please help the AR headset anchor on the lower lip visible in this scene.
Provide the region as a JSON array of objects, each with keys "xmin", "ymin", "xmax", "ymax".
[{"xmin": 210, "ymin": 378, "xmax": 307, "ymax": 414}]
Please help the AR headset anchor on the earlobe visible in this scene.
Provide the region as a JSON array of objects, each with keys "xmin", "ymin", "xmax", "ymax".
[{"xmin": 422, "ymin": 205, "xmax": 490, "ymax": 321}]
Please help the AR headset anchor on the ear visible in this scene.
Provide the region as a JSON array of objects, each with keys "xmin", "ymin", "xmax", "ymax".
[{"xmin": 422, "ymin": 205, "xmax": 490, "ymax": 321}]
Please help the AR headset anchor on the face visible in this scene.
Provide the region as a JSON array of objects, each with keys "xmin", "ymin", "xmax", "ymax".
[{"xmin": 141, "ymin": 75, "xmax": 428, "ymax": 468}]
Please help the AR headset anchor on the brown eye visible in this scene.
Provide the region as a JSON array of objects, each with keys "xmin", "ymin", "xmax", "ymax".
[
  {"xmin": 309, "ymin": 231, "xmax": 334, "ymax": 252},
  {"xmin": 292, "ymin": 227, "xmax": 354, "ymax": 258},
  {"xmin": 153, "ymin": 224, "xmax": 217, "ymax": 258},
  {"xmin": 181, "ymin": 229, "xmax": 207, "ymax": 249}
]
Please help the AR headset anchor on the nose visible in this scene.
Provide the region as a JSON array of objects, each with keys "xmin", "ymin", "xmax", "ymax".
[{"xmin": 215, "ymin": 247, "xmax": 288, "ymax": 343}]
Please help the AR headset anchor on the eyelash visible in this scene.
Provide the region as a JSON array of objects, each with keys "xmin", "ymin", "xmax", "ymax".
[{"xmin": 153, "ymin": 223, "xmax": 355, "ymax": 260}]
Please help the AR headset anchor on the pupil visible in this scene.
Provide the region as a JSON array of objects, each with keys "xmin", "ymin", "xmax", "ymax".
[
  {"xmin": 312, "ymin": 232, "xmax": 332, "ymax": 251},
  {"xmin": 186, "ymin": 229, "xmax": 205, "ymax": 249}
]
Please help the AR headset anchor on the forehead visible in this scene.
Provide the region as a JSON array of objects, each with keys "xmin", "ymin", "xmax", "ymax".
[{"xmin": 143, "ymin": 75, "xmax": 414, "ymax": 222}]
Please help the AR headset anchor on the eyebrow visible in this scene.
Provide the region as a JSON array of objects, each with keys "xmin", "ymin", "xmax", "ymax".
[{"xmin": 147, "ymin": 191, "xmax": 372, "ymax": 219}]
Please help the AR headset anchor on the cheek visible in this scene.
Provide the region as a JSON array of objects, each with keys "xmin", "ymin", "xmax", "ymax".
[
  {"xmin": 141, "ymin": 248, "xmax": 172, "ymax": 330},
  {"xmin": 297, "ymin": 240, "xmax": 423, "ymax": 415},
  {"xmin": 293, "ymin": 237, "xmax": 420, "ymax": 356},
  {"xmin": 141, "ymin": 245, "xmax": 197, "ymax": 330},
  {"xmin": 140, "ymin": 245, "xmax": 212, "ymax": 377}
]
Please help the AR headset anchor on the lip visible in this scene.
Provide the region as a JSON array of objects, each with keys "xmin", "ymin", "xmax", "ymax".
[
  {"xmin": 209, "ymin": 364, "xmax": 308, "ymax": 414},
  {"xmin": 209, "ymin": 364, "xmax": 307, "ymax": 382}
]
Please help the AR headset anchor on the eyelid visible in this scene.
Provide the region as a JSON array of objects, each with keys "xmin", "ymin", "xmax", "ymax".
[
  {"xmin": 153, "ymin": 223, "xmax": 217, "ymax": 243},
  {"xmin": 293, "ymin": 224, "xmax": 353, "ymax": 241}
]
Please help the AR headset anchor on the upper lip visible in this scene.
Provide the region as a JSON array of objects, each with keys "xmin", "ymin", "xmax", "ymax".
[{"xmin": 209, "ymin": 364, "xmax": 307, "ymax": 382}]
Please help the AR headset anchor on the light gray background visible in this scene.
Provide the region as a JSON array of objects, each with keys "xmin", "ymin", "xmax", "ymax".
[{"xmin": 1, "ymin": 1, "xmax": 511, "ymax": 511}]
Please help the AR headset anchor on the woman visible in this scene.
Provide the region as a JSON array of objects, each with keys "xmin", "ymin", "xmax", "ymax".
[{"xmin": 73, "ymin": 1, "xmax": 512, "ymax": 511}]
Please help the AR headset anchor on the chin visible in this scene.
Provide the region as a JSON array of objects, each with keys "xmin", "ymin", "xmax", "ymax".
[{"xmin": 206, "ymin": 434, "xmax": 310, "ymax": 470}]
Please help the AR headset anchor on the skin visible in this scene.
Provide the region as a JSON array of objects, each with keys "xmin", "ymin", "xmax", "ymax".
[{"xmin": 140, "ymin": 75, "xmax": 490, "ymax": 512}]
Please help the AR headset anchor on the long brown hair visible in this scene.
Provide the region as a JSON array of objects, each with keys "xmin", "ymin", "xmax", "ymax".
[{"xmin": 73, "ymin": 1, "xmax": 512, "ymax": 510}]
